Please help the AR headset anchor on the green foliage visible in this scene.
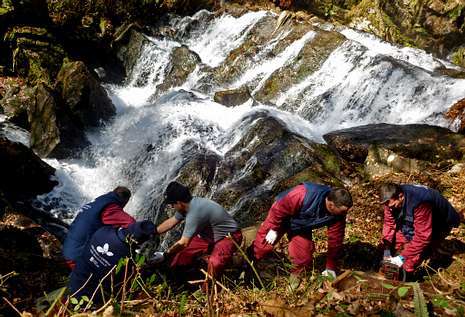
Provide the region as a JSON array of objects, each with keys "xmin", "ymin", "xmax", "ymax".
[
  {"xmin": 179, "ymin": 292, "xmax": 188, "ymax": 315},
  {"xmin": 432, "ymin": 296, "xmax": 449, "ymax": 309},
  {"xmin": 116, "ymin": 257, "xmax": 127, "ymax": 274},
  {"xmin": 411, "ymin": 282, "xmax": 428, "ymax": 317},
  {"xmin": 136, "ymin": 254, "xmax": 146, "ymax": 266},
  {"xmin": 382, "ymin": 282, "xmax": 395, "ymax": 290},
  {"xmin": 448, "ymin": 5, "xmax": 464, "ymax": 21},
  {"xmin": 70, "ymin": 295, "xmax": 91, "ymax": 312},
  {"xmin": 397, "ymin": 286, "xmax": 410, "ymax": 298}
]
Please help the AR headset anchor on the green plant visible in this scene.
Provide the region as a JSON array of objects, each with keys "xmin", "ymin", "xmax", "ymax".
[
  {"xmin": 411, "ymin": 282, "xmax": 428, "ymax": 317},
  {"xmin": 397, "ymin": 286, "xmax": 410, "ymax": 298},
  {"xmin": 432, "ymin": 296, "xmax": 449, "ymax": 309},
  {"xmin": 70, "ymin": 295, "xmax": 91, "ymax": 311},
  {"xmin": 179, "ymin": 292, "xmax": 188, "ymax": 315}
]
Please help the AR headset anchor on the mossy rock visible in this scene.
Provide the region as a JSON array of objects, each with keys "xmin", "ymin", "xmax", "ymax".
[
  {"xmin": 28, "ymin": 82, "xmax": 90, "ymax": 158},
  {"xmin": 451, "ymin": 47, "xmax": 465, "ymax": 68},
  {"xmin": 5, "ymin": 26, "xmax": 66, "ymax": 85},
  {"xmin": 323, "ymin": 123, "xmax": 465, "ymax": 165},
  {"xmin": 55, "ymin": 60, "xmax": 116, "ymax": 127}
]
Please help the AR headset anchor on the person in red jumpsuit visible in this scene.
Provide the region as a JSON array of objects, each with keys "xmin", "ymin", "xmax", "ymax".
[{"xmin": 250, "ymin": 182, "xmax": 353, "ymax": 284}]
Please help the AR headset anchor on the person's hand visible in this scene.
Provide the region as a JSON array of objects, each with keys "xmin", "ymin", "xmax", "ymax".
[
  {"xmin": 383, "ymin": 249, "xmax": 391, "ymax": 259},
  {"xmin": 151, "ymin": 251, "xmax": 165, "ymax": 264},
  {"xmin": 388, "ymin": 255, "xmax": 404, "ymax": 267},
  {"xmin": 265, "ymin": 229, "xmax": 278, "ymax": 245},
  {"xmin": 322, "ymin": 269, "xmax": 336, "ymax": 279}
]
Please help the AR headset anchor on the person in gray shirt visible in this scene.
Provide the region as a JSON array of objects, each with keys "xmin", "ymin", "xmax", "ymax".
[{"xmin": 152, "ymin": 181, "xmax": 242, "ymax": 287}]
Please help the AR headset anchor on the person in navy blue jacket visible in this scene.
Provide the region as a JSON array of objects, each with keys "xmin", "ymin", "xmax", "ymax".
[
  {"xmin": 250, "ymin": 182, "xmax": 353, "ymax": 281},
  {"xmin": 63, "ymin": 187, "xmax": 136, "ymax": 269},
  {"xmin": 379, "ymin": 183, "xmax": 461, "ymax": 273},
  {"xmin": 68, "ymin": 220, "xmax": 155, "ymax": 303}
]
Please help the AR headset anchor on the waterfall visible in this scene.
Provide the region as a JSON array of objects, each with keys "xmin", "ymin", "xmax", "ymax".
[{"xmin": 34, "ymin": 9, "xmax": 465, "ymax": 223}]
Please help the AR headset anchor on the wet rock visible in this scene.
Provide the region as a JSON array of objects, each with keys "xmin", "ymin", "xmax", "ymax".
[
  {"xmin": 323, "ymin": 123, "xmax": 465, "ymax": 164},
  {"xmin": 162, "ymin": 111, "xmax": 346, "ymax": 228},
  {"xmin": 210, "ymin": 111, "xmax": 345, "ymax": 226},
  {"xmin": 4, "ymin": 26, "xmax": 66, "ymax": 85},
  {"xmin": 55, "ymin": 60, "xmax": 116, "ymax": 127},
  {"xmin": 445, "ymin": 98, "xmax": 465, "ymax": 134},
  {"xmin": 28, "ymin": 83, "xmax": 90, "ymax": 158},
  {"xmin": 156, "ymin": 89, "xmax": 201, "ymax": 104},
  {"xmin": 213, "ymin": 86, "xmax": 251, "ymax": 107},
  {"xmin": 253, "ymin": 29, "xmax": 346, "ymax": 103},
  {"xmin": 114, "ymin": 25, "xmax": 148, "ymax": 79},
  {"xmin": 156, "ymin": 45, "xmax": 201, "ymax": 94},
  {"xmin": 175, "ymin": 142, "xmax": 221, "ymax": 198},
  {"xmin": 27, "ymin": 83, "xmax": 61, "ymax": 157},
  {"xmin": 0, "ymin": 136, "xmax": 57, "ymax": 202},
  {"xmin": 207, "ymin": 15, "xmax": 278, "ymax": 87}
]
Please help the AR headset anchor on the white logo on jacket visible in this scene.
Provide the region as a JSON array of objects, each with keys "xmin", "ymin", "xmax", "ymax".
[{"xmin": 96, "ymin": 243, "xmax": 114, "ymax": 257}]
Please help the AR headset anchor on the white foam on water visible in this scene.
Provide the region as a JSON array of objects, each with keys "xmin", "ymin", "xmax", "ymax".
[
  {"xmin": 338, "ymin": 27, "xmax": 460, "ymax": 72},
  {"xmin": 187, "ymin": 11, "xmax": 270, "ymax": 67},
  {"xmin": 234, "ymin": 31, "xmax": 317, "ymax": 93}
]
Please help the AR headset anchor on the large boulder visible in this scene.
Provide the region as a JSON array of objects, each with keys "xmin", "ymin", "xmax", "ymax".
[
  {"xmin": 28, "ymin": 82, "xmax": 90, "ymax": 158},
  {"xmin": 323, "ymin": 123, "xmax": 465, "ymax": 165},
  {"xmin": 155, "ymin": 45, "xmax": 201, "ymax": 94},
  {"xmin": 0, "ymin": 136, "xmax": 57, "ymax": 202},
  {"xmin": 212, "ymin": 111, "xmax": 346, "ymax": 226},
  {"xmin": 114, "ymin": 26, "xmax": 149, "ymax": 80},
  {"xmin": 55, "ymin": 60, "xmax": 116, "ymax": 127}
]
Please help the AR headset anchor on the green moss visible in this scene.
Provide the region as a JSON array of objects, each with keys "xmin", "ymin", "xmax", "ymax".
[{"xmin": 452, "ymin": 48, "xmax": 465, "ymax": 68}]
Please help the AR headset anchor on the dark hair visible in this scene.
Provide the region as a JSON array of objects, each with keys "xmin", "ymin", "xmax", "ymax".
[
  {"xmin": 379, "ymin": 183, "xmax": 402, "ymax": 203},
  {"xmin": 114, "ymin": 186, "xmax": 131, "ymax": 203},
  {"xmin": 164, "ymin": 181, "xmax": 192, "ymax": 204},
  {"xmin": 327, "ymin": 188, "xmax": 353, "ymax": 208}
]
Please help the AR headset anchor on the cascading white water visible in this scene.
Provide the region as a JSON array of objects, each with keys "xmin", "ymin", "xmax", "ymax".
[{"xmin": 35, "ymin": 10, "xmax": 465, "ymax": 222}]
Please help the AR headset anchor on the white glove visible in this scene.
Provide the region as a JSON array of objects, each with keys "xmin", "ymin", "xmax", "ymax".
[
  {"xmin": 151, "ymin": 251, "xmax": 165, "ymax": 264},
  {"xmin": 383, "ymin": 249, "xmax": 391, "ymax": 259},
  {"xmin": 265, "ymin": 229, "xmax": 278, "ymax": 245},
  {"xmin": 388, "ymin": 255, "xmax": 404, "ymax": 267},
  {"xmin": 322, "ymin": 269, "xmax": 336, "ymax": 279}
]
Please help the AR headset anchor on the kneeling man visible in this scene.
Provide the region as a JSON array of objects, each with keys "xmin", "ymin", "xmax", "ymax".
[
  {"xmin": 250, "ymin": 182, "xmax": 353, "ymax": 280},
  {"xmin": 379, "ymin": 183, "xmax": 461, "ymax": 273}
]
